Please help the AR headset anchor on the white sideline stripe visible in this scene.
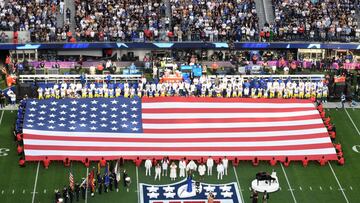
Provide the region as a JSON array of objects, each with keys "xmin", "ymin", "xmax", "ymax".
[
  {"xmin": 280, "ymin": 163, "xmax": 297, "ymax": 203},
  {"xmin": 328, "ymin": 162, "xmax": 349, "ymax": 203},
  {"xmin": 233, "ymin": 166, "xmax": 245, "ymax": 203},
  {"xmin": 85, "ymin": 167, "xmax": 89, "ymax": 203},
  {"xmin": 31, "ymin": 162, "xmax": 40, "ymax": 203},
  {"xmin": 0, "ymin": 110, "xmax": 4, "ymax": 125},
  {"xmin": 24, "ymin": 137, "xmax": 332, "ymax": 147},
  {"xmin": 23, "ymin": 128, "xmax": 328, "ymax": 138},
  {"xmin": 136, "ymin": 166, "xmax": 140, "ymax": 202},
  {"xmin": 142, "ymin": 102, "xmax": 314, "ymax": 109},
  {"xmin": 142, "ymin": 110, "xmax": 319, "ymax": 119},
  {"xmin": 143, "ymin": 119, "xmax": 324, "ymax": 129},
  {"xmin": 344, "ymin": 109, "xmax": 360, "ymax": 136},
  {"xmin": 24, "ymin": 148, "xmax": 337, "ymax": 156}
]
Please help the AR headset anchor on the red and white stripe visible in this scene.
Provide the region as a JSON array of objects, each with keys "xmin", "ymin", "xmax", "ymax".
[{"xmin": 23, "ymin": 98, "xmax": 337, "ymax": 161}]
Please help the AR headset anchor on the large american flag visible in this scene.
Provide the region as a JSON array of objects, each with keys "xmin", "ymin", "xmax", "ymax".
[{"xmin": 22, "ymin": 97, "xmax": 338, "ymax": 161}]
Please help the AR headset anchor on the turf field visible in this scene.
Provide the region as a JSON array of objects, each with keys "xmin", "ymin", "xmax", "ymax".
[{"xmin": 1, "ymin": 108, "xmax": 360, "ymax": 203}]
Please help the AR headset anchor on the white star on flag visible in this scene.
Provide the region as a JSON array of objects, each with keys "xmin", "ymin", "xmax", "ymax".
[
  {"xmin": 90, "ymin": 114, "xmax": 97, "ymax": 118},
  {"xmin": 164, "ymin": 192, "xmax": 176, "ymax": 199},
  {"xmin": 131, "ymin": 107, "xmax": 138, "ymax": 111},
  {"xmin": 80, "ymin": 111, "xmax": 87, "ymax": 115},
  {"xmin": 121, "ymin": 117, "xmax": 128, "ymax": 121},
  {"xmin": 121, "ymin": 124, "xmax": 128, "ymax": 128},
  {"xmin": 100, "ymin": 111, "xmax": 107, "ymax": 115},
  {"xmin": 221, "ymin": 191, "xmax": 233, "ymax": 198},
  {"xmin": 163, "ymin": 186, "xmax": 175, "ymax": 193},
  {"xmin": 27, "ymin": 119, "xmax": 34, "ymax": 123},
  {"xmin": 50, "ymin": 101, "xmax": 58, "ymax": 105},
  {"xmin": 69, "ymin": 120, "xmax": 76, "ymax": 124},
  {"xmin": 69, "ymin": 126, "xmax": 76, "ymax": 130},
  {"xmin": 60, "ymin": 111, "xmax": 66, "ymax": 115},
  {"xmin": 48, "ymin": 126, "xmax": 55, "ymax": 130},
  {"xmin": 59, "ymin": 117, "xmax": 66, "ymax": 121},
  {"xmin": 131, "ymin": 121, "xmax": 138, "ymax": 125},
  {"xmin": 48, "ymin": 120, "xmax": 55, "ymax": 124},
  {"xmin": 38, "ymin": 117, "xmax": 45, "ymax": 121},
  {"xmin": 70, "ymin": 107, "xmax": 77, "ymax": 111},
  {"xmin": 80, "ymin": 123, "xmax": 87, "ymax": 127},
  {"xmin": 110, "ymin": 114, "xmax": 117, "ymax": 118},
  {"xmin": 111, "ymin": 121, "xmax": 117, "ymax": 124},
  {"xmin": 121, "ymin": 111, "xmax": 128, "ymax": 115},
  {"xmin": 26, "ymin": 124, "xmax": 33, "ymax": 128},
  {"xmin": 111, "ymin": 100, "xmax": 118, "ymax": 104},
  {"xmin": 60, "ymin": 104, "xmax": 68, "ymax": 108},
  {"xmin": 111, "ymin": 107, "xmax": 118, "ymax": 111},
  {"xmin": 38, "ymin": 123, "xmax": 44, "ymax": 126},
  {"xmin": 220, "ymin": 185, "xmax": 232, "ymax": 192},
  {"xmin": 90, "ymin": 120, "xmax": 97, "ymax": 124},
  {"xmin": 39, "ymin": 111, "xmax": 46, "ymax": 114},
  {"xmin": 90, "ymin": 126, "xmax": 97, "ymax": 130},
  {"xmin": 30, "ymin": 101, "xmax": 37, "ymax": 105},
  {"xmin": 100, "ymin": 117, "xmax": 107, "ymax": 121},
  {"xmin": 147, "ymin": 192, "xmax": 160, "ymax": 199},
  {"xmin": 131, "ymin": 100, "xmax": 138, "ymax": 104},
  {"xmin": 132, "ymin": 127, "xmax": 139, "ymax": 131},
  {"xmin": 111, "ymin": 127, "xmax": 118, "ymax": 131},
  {"xmin": 146, "ymin": 186, "xmax": 159, "ymax": 193},
  {"xmin": 40, "ymin": 104, "xmax": 47, "ymax": 108},
  {"xmin": 59, "ymin": 123, "xmax": 66, "ymax": 127},
  {"xmin": 49, "ymin": 114, "xmax": 56, "ymax": 118},
  {"xmin": 131, "ymin": 114, "xmax": 138, "ymax": 118},
  {"xmin": 121, "ymin": 103, "xmax": 128, "ymax": 108},
  {"xmin": 101, "ymin": 104, "xmax": 108, "ymax": 108},
  {"xmin": 100, "ymin": 124, "xmax": 108, "ymax": 127},
  {"xmin": 90, "ymin": 107, "xmax": 98, "ymax": 111},
  {"xmin": 81, "ymin": 104, "xmax": 87, "ymax": 108},
  {"xmin": 91, "ymin": 100, "xmax": 98, "ymax": 104},
  {"xmin": 80, "ymin": 117, "xmax": 87, "ymax": 121},
  {"xmin": 71, "ymin": 100, "xmax": 78, "ymax": 105},
  {"xmin": 50, "ymin": 108, "xmax": 57, "ymax": 111},
  {"xmin": 29, "ymin": 108, "xmax": 36, "ymax": 111}
]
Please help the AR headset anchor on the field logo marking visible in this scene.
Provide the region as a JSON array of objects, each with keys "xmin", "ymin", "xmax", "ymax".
[
  {"xmin": 0, "ymin": 148, "xmax": 10, "ymax": 156},
  {"xmin": 352, "ymin": 145, "xmax": 360, "ymax": 153}
]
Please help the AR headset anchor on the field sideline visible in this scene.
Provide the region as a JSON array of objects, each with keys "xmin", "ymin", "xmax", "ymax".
[{"xmin": 0, "ymin": 108, "xmax": 360, "ymax": 203}]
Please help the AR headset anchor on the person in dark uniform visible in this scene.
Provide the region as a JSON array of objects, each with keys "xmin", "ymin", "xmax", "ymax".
[
  {"xmin": 109, "ymin": 173, "xmax": 114, "ymax": 191},
  {"xmin": 262, "ymin": 190, "xmax": 269, "ymax": 203},
  {"xmin": 68, "ymin": 186, "xmax": 74, "ymax": 203},
  {"xmin": 74, "ymin": 183, "xmax": 80, "ymax": 202},
  {"xmin": 54, "ymin": 189, "xmax": 61, "ymax": 203},
  {"xmin": 250, "ymin": 189, "xmax": 258, "ymax": 203},
  {"xmin": 123, "ymin": 170, "xmax": 131, "ymax": 192},
  {"xmin": 112, "ymin": 171, "xmax": 119, "ymax": 192},
  {"xmin": 103, "ymin": 175, "xmax": 108, "ymax": 193},
  {"xmin": 80, "ymin": 180, "xmax": 86, "ymax": 200},
  {"xmin": 97, "ymin": 173, "xmax": 102, "ymax": 195},
  {"xmin": 62, "ymin": 186, "xmax": 69, "ymax": 203}
]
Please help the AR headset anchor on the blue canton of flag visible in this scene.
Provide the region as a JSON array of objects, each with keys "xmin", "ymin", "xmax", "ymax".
[{"xmin": 23, "ymin": 97, "xmax": 143, "ymax": 133}]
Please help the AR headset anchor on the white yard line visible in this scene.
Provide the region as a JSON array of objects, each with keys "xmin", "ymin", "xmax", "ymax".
[
  {"xmin": 0, "ymin": 110, "xmax": 4, "ymax": 125},
  {"xmin": 328, "ymin": 162, "xmax": 349, "ymax": 203},
  {"xmin": 280, "ymin": 163, "xmax": 297, "ymax": 203},
  {"xmin": 345, "ymin": 108, "xmax": 360, "ymax": 136},
  {"xmin": 233, "ymin": 166, "xmax": 245, "ymax": 203},
  {"xmin": 136, "ymin": 166, "xmax": 140, "ymax": 201},
  {"xmin": 85, "ymin": 167, "xmax": 89, "ymax": 203},
  {"xmin": 31, "ymin": 162, "xmax": 40, "ymax": 203}
]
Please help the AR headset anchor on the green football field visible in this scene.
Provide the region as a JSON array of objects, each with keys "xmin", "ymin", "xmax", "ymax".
[{"xmin": 1, "ymin": 108, "xmax": 360, "ymax": 203}]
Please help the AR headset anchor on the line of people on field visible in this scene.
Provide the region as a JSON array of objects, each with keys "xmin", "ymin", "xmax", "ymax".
[
  {"xmin": 36, "ymin": 78, "xmax": 328, "ymax": 101},
  {"xmin": 145, "ymin": 156, "xmax": 229, "ymax": 181}
]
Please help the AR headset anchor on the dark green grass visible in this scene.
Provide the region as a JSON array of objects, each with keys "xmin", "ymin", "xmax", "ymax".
[{"xmin": 1, "ymin": 109, "xmax": 360, "ymax": 203}]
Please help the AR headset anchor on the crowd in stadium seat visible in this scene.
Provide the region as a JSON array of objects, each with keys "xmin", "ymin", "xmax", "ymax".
[
  {"xmin": 0, "ymin": 0, "xmax": 61, "ymax": 42},
  {"xmin": 169, "ymin": 0, "xmax": 259, "ymax": 42},
  {"xmin": 74, "ymin": 0, "xmax": 168, "ymax": 42},
  {"xmin": 35, "ymin": 77, "xmax": 328, "ymax": 100},
  {"xmin": 269, "ymin": 0, "xmax": 359, "ymax": 42}
]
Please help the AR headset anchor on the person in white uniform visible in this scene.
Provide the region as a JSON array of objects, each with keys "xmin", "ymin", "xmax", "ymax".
[
  {"xmin": 206, "ymin": 156, "xmax": 214, "ymax": 176},
  {"xmin": 179, "ymin": 158, "xmax": 186, "ymax": 178},
  {"xmin": 169, "ymin": 162, "xmax": 177, "ymax": 181},
  {"xmin": 217, "ymin": 162, "xmax": 225, "ymax": 180},
  {"xmin": 161, "ymin": 157, "xmax": 169, "ymax": 176},
  {"xmin": 222, "ymin": 157, "xmax": 229, "ymax": 176},
  {"xmin": 154, "ymin": 163, "xmax": 161, "ymax": 181},
  {"xmin": 198, "ymin": 163, "xmax": 206, "ymax": 181},
  {"xmin": 144, "ymin": 158, "xmax": 152, "ymax": 176},
  {"xmin": 186, "ymin": 160, "xmax": 197, "ymax": 174}
]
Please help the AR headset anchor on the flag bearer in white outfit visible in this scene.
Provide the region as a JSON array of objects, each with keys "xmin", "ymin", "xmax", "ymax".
[
  {"xmin": 222, "ymin": 157, "xmax": 229, "ymax": 176},
  {"xmin": 144, "ymin": 158, "xmax": 152, "ymax": 176},
  {"xmin": 198, "ymin": 163, "xmax": 206, "ymax": 181},
  {"xmin": 217, "ymin": 162, "xmax": 225, "ymax": 180},
  {"xmin": 161, "ymin": 157, "xmax": 169, "ymax": 176},
  {"xmin": 207, "ymin": 156, "xmax": 214, "ymax": 176},
  {"xmin": 179, "ymin": 158, "xmax": 186, "ymax": 178},
  {"xmin": 169, "ymin": 162, "xmax": 177, "ymax": 181},
  {"xmin": 155, "ymin": 163, "xmax": 161, "ymax": 181}
]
